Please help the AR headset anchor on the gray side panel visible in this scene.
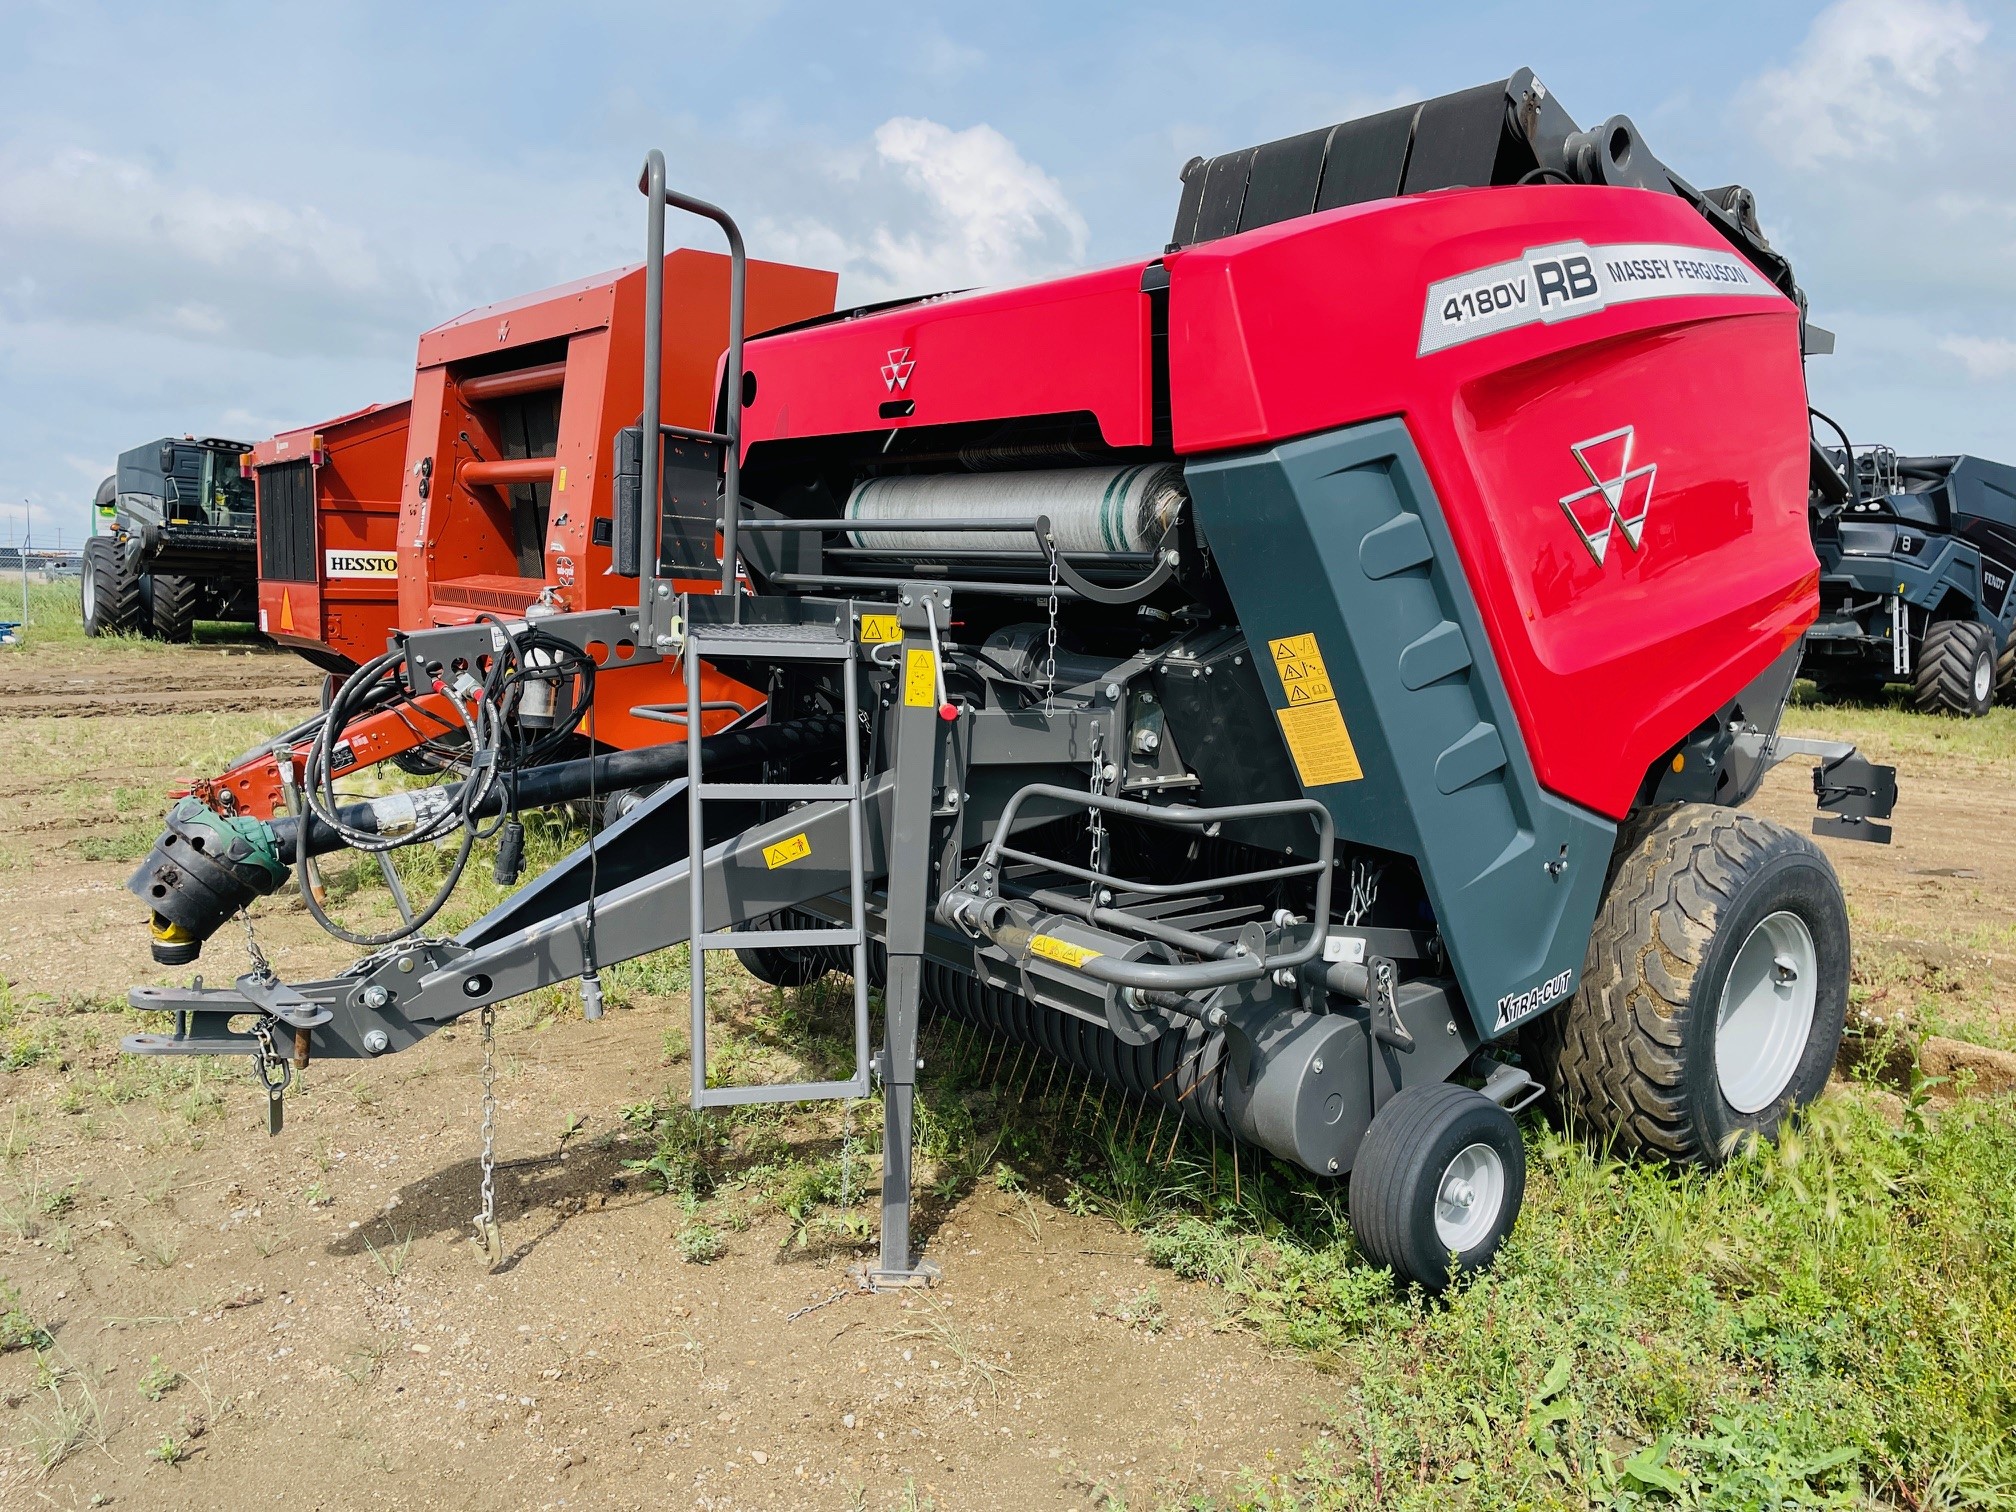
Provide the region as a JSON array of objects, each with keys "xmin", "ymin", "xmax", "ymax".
[{"xmin": 1183, "ymin": 420, "xmax": 1614, "ymax": 1039}]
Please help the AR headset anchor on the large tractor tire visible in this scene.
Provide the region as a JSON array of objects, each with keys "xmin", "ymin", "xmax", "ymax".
[
  {"xmin": 1998, "ymin": 636, "xmax": 2015, "ymax": 705},
  {"xmin": 1912, "ymin": 619, "xmax": 1995, "ymax": 716},
  {"xmin": 81, "ymin": 537, "xmax": 139, "ymax": 637},
  {"xmin": 149, "ymin": 574, "xmax": 199, "ymax": 643},
  {"xmin": 1526, "ymin": 804, "xmax": 1848, "ymax": 1166},
  {"xmin": 1348, "ymin": 1083, "xmax": 1526, "ymax": 1292}
]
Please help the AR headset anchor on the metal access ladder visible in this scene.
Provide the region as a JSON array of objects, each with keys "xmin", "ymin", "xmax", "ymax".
[{"xmin": 681, "ymin": 616, "xmax": 872, "ymax": 1108}]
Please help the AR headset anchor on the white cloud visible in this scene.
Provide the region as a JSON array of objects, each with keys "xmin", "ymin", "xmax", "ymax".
[
  {"xmin": 1746, "ymin": 0, "xmax": 1989, "ymax": 167},
  {"xmin": 758, "ymin": 117, "xmax": 1089, "ymax": 301},
  {"xmin": 2, "ymin": 146, "xmax": 390, "ymax": 294},
  {"xmin": 1939, "ymin": 334, "xmax": 2016, "ymax": 380}
]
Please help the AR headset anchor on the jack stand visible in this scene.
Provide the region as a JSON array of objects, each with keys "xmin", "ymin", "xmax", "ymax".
[
  {"xmin": 854, "ymin": 972, "xmax": 939, "ymax": 1292},
  {"xmin": 852, "ymin": 593, "xmax": 951, "ymax": 1292}
]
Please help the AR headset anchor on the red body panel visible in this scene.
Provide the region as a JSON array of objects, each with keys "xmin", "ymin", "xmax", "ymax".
[
  {"xmin": 400, "ymin": 249, "xmax": 838, "ymax": 631},
  {"xmin": 202, "ymin": 253, "xmax": 841, "ymax": 821},
  {"xmin": 739, "ymin": 263, "xmax": 1154, "ymax": 448},
  {"xmin": 741, "ymin": 187, "xmax": 1817, "ymax": 820},
  {"xmin": 253, "ymin": 402, "xmax": 410, "ymax": 666}
]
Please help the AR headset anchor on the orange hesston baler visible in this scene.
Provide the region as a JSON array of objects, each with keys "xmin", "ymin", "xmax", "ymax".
[
  {"xmin": 252, "ymin": 401, "xmax": 411, "ymax": 673},
  {"xmin": 201, "ymin": 251, "xmax": 838, "ymax": 820}
]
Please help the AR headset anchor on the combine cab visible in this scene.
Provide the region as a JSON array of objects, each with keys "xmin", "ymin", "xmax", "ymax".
[
  {"xmin": 126, "ymin": 75, "xmax": 1898, "ymax": 1293},
  {"xmin": 84, "ymin": 435, "xmax": 258, "ymax": 641}
]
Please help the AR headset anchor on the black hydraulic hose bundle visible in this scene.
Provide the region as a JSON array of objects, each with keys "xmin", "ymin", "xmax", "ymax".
[
  {"xmin": 297, "ymin": 646, "xmax": 502, "ymax": 946},
  {"xmin": 294, "ymin": 621, "xmax": 603, "ymax": 947},
  {"xmin": 270, "ymin": 715, "xmax": 846, "ymax": 861}
]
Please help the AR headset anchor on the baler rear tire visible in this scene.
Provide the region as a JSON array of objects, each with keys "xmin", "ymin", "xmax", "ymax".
[
  {"xmin": 1912, "ymin": 619, "xmax": 1994, "ymax": 716},
  {"xmin": 1348, "ymin": 1083, "xmax": 1525, "ymax": 1292},
  {"xmin": 82, "ymin": 537, "xmax": 139, "ymax": 637},
  {"xmin": 1525, "ymin": 804, "xmax": 1848, "ymax": 1166},
  {"xmin": 150, "ymin": 573, "xmax": 198, "ymax": 643}
]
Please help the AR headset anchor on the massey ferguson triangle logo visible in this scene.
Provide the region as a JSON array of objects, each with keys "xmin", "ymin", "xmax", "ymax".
[
  {"xmin": 881, "ymin": 348, "xmax": 915, "ymax": 392},
  {"xmin": 1558, "ymin": 425, "xmax": 1655, "ymax": 566}
]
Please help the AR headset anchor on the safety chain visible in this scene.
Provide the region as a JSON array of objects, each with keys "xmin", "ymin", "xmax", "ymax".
[
  {"xmin": 1087, "ymin": 727, "xmax": 1109, "ymax": 877},
  {"xmin": 250, "ymin": 1017, "xmax": 290, "ymax": 1134},
  {"xmin": 237, "ymin": 908, "xmax": 274, "ymax": 982},
  {"xmin": 786, "ymin": 1286, "xmax": 854, "ymax": 1322},
  {"xmin": 473, "ymin": 1003, "xmax": 503, "ymax": 1268},
  {"xmin": 1041, "ymin": 530, "xmax": 1060, "ymax": 703},
  {"xmin": 1343, "ymin": 858, "xmax": 1383, "ymax": 928},
  {"xmin": 839, "ymin": 1096, "xmax": 855, "ymax": 1208}
]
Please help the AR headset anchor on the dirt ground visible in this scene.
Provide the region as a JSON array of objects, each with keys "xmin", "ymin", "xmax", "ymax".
[
  {"xmin": 1, "ymin": 640, "xmax": 2011, "ymax": 1509},
  {"xmin": 0, "ymin": 640, "xmax": 1329, "ymax": 1511}
]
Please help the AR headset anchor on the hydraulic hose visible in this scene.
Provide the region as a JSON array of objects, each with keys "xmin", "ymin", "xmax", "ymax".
[
  {"xmin": 270, "ymin": 715, "xmax": 845, "ymax": 862},
  {"xmin": 296, "ymin": 647, "xmax": 503, "ymax": 946}
]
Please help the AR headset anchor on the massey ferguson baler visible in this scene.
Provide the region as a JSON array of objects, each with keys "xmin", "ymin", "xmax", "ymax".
[{"xmin": 124, "ymin": 72, "xmax": 1896, "ymax": 1292}]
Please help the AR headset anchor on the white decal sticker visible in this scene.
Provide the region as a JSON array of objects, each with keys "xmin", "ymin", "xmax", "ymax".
[
  {"xmin": 1494, "ymin": 968, "xmax": 1575, "ymax": 1031},
  {"xmin": 1420, "ymin": 240, "xmax": 1783, "ymax": 356},
  {"xmin": 324, "ymin": 550, "xmax": 399, "ymax": 579}
]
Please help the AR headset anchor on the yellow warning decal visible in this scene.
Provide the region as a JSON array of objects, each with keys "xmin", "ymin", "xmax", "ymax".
[
  {"xmin": 763, "ymin": 833, "xmax": 812, "ymax": 870},
  {"xmin": 1266, "ymin": 630, "xmax": 1363, "ymax": 785},
  {"xmin": 1028, "ymin": 934, "xmax": 1103, "ymax": 969},
  {"xmin": 1268, "ymin": 632, "xmax": 1336, "ymax": 706},
  {"xmin": 858, "ymin": 612, "xmax": 901, "ymax": 644},
  {"xmin": 555, "ymin": 465, "xmax": 567, "ymax": 493},
  {"xmin": 903, "ymin": 648, "xmax": 937, "ymax": 708},
  {"xmin": 1276, "ymin": 701, "xmax": 1364, "ymax": 786}
]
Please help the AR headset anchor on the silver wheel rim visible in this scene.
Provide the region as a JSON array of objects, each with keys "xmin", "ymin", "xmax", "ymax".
[
  {"xmin": 1433, "ymin": 1141, "xmax": 1506, "ymax": 1253},
  {"xmin": 1714, "ymin": 909, "xmax": 1818, "ymax": 1114},
  {"xmin": 81, "ymin": 563, "xmax": 95, "ymax": 623},
  {"xmin": 1974, "ymin": 651, "xmax": 1993, "ymax": 704}
]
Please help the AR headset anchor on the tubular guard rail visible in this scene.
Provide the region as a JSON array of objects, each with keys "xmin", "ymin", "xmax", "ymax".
[{"xmin": 939, "ymin": 783, "xmax": 1335, "ymax": 992}]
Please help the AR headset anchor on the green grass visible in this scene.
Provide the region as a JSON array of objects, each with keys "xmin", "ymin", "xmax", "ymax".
[
  {"xmin": 1187, "ymin": 1093, "xmax": 2016, "ymax": 1507},
  {"xmin": 842, "ymin": 1011, "xmax": 2016, "ymax": 1510},
  {"xmin": 6, "ymin": 576, "xmax": 255, "ymax": 651},
  {"xmin": 1785, "ymin": 679, "xmax": 2016, "ymax": 771}
]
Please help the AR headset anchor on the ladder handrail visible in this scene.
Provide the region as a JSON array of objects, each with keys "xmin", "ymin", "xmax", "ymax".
[{"xmin": 638, "ymin": 150, "xmax": 749, "ymax": 625}]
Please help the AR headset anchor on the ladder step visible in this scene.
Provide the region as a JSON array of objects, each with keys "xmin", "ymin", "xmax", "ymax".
[
  {"xmin": 694, "ymin": 1075, "xmax": 872, "ymax": 1108},
  {"xmin": 687, "ymin": 632, "xmax": 853, "ymax": 662},
  {"xmin": 699, "ymin": 928, "xmax": 863, "ymax": 950},
  {"xmin": 695, "ymin": 782, "xmax": 856, "ymax": 802}
]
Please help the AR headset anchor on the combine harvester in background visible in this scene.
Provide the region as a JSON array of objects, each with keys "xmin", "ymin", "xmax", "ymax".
[
  {"xmin": 1804, "ymin": 434, "xmax": 2016, "ymax": 715},
  {"xmin": 125, "ymin": 73, "xmax": 1898, "ymax": 1292},
  {"xmin": 180, "ymin": 251, "xmax": 837, "ymax": 826},
  {"xmin": 83, "ymin": 435, "xmax": 259, "ymax": 641}
]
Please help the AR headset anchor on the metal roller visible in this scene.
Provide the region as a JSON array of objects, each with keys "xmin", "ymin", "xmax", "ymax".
[{"xmin": 844, "ymin": 464, "xmax": 1186, "ymax": 554}]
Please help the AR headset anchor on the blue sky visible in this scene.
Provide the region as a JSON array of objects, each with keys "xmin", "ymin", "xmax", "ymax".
[{"xmin": 4, "ymin": 0, "xmax": 2012, "ymax": 544}]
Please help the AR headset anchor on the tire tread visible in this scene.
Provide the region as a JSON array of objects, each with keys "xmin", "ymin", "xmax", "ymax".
[
  {"xmin": 1526, "ymin": 804, "xmax": 1833, "ymax": 1165},
  {"xmin": 1913, "ymin": 620, "xmax": 1993, "ymax": 716}
]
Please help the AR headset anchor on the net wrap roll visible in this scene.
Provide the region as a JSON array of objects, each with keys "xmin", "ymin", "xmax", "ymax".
[{"xmin": 844, "ymin": 464, "xmax": 1186, "ymax": 555}]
